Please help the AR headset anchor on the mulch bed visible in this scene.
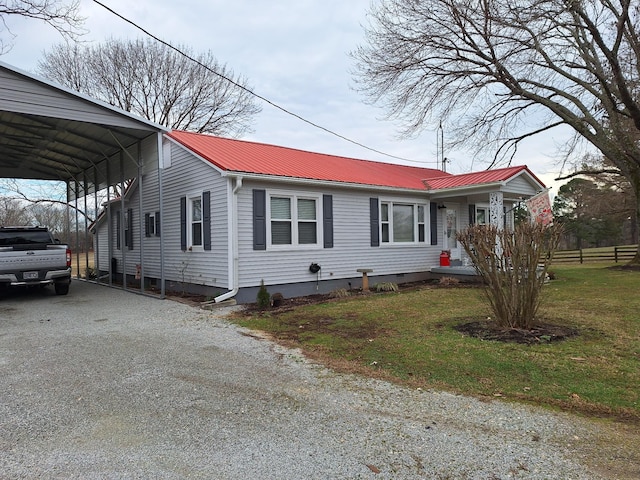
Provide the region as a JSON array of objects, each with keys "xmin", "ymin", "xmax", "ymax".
[{"xmin": 454, "ymin": 320, "xmax": 579, "ymax": 344}]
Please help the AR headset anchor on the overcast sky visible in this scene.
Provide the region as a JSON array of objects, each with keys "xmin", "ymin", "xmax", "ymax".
[{"xmin": 1, "ymin": 0, "xmax": 573, "ymax": 190}]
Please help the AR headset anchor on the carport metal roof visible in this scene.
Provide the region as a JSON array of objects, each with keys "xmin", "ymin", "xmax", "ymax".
[
  {"xmin": 1, "ymin": 60, "xmax": 169, "ymax": 297},
  {"xmin": 0, "ymin": 61, "xmax": 167, "ymax": 191}
]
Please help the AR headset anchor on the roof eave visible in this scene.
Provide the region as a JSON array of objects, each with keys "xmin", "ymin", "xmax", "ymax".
[
  {"xmin": 220, "ymin": 170, "xmax": 429, "ymax": 194},
  {"xmin": 427, "ymin": 181, "xmax": 507, "ymax": 197}
]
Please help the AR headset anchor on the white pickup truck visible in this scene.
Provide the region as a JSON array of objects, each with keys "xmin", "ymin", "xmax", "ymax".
[{"xmin": 0, "ymin": 226, "xmax": 72, "ymax": 295}]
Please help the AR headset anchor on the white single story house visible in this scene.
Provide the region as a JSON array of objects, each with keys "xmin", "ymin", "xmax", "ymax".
[{"xmin": 91, "ymin": 130, "xmax": 545, "ymax": 303}]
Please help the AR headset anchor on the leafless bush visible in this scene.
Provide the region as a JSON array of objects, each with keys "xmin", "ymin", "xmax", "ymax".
[
  {"xmin": 457, "ymin": 223, "xmax": 562, "ymax": 329},
  {"xmin": 374, "ymin": 282, "xmax": 399, "ymax": 292},
  {"xmin": 329, "ymin": 288, "xmax": 350, "ymax": 299}
]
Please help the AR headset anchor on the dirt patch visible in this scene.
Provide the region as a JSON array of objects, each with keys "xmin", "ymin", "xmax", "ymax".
[
  {"xmin": 454, "ymin": 320, "xmax": 579, "ymax": 344},
  {"xmin": 608, "ymin": 264, "xmax": 640, "ymax": 272}
]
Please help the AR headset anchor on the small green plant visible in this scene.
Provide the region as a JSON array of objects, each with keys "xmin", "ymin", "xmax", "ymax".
[
  {"xmin": 374, "ymin": 282, "xmax": 398, "ymax": 292},
  {"xmin": 256, "ymin": 279, "xmax": 271, "ymax": 309}
]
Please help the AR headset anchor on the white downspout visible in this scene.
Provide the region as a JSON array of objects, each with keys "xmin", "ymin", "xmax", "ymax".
[{"xmin": 214, "ymin": 175, "xmax": 242, "ymax": 303}]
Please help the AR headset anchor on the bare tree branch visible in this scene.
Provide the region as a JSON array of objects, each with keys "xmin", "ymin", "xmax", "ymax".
[
  {"xmin": 353, "ymin": 0, "xmax": 640, "ymax": 263},
  {"xmin": 37, "ymin": 38, "xmax": 262, "ymax": 137},
  {"xmin": 0, "ymin": 0, "xmax": 85, "ymax": 53}
]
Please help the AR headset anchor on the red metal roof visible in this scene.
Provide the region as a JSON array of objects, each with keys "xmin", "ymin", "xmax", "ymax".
[
  {"xmin": 425, "ymin": 166, "xmax": 544, "ymax": 190},
  {"xmin": 167, "ymin": 131, "xmax": 544, "ymax": 191}
]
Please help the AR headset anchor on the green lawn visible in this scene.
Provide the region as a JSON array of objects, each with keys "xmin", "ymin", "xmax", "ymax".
[{"xmin": 232, "ymin": 264, "xmax": 640, "ymax": 422}]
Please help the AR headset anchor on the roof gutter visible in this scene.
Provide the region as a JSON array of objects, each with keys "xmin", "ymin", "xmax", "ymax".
[
  {"xmin": 426, "ymin": 181, "xmax": 507, "ymax": 197},
  {"xmin": 219, "ymin": 170, "xmax": 429, "ymax": 195},
  {"xmin": 214, "ymin": 175, "xmax": 243, "ymax": 303}
]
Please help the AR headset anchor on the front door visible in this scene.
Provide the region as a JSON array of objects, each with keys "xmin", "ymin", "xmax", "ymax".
[{"xmin": 443, "ymin": 207, "xmax": 460, "ymax": 260}]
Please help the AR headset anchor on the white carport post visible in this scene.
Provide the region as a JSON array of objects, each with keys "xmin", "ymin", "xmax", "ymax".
[
  {"xmin": 157, "ymin": 132, "xmax": 166, "ymax": 299},
  {"xmin": 137, "ymin": 141, "xmax": 145, "ymax": 294}
]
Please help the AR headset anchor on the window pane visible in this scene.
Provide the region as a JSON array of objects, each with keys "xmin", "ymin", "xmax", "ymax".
[
  {"xmin": 446, "ymin": 210, "xmax": 458, "ymax": 248},
  {"xmin": 382, "ymin": 223, "xmax": 390, "ymax": 243},
  {"xmin": 418, "ymin": 224, "xmax": 425, "ymax": 242},
  {"xmin": 477, "ymin": 208, "xmax": 486, "ymax": 225},
  {"xmin": 418, "ymin": 205, "xmax": 425, "ymax": 223},
  {"xmin": 381, "ymin": 203, "xmax": 389, "ymax": 221},
  {"xmin": 297, "ymin": 199, "xmax": 316, "ymax": 220},
  {"xmin": 271, "ymin": 221, "xmax": 292, "ymax": 244},
  {"xmin": 192, "ymin": 223, "xmax": 202, "ymax": 246},
  {"xmin": 298, "ymin": 222, "xmax": 317, "ymax": 244},
  {"xmin": 393, "ymin": 204, "xmax": 414, "ymax": 242},
  {"xmin": 271, "ymin": 197, "xmax": 291, "ymax": 219},
  {"xmin": 192, "ymin": 198, "xmax": 202, "ymax": 222}
]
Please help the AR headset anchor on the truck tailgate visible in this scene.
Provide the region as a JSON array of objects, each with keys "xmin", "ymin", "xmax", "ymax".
[{"xmin": 0, "ymin": 246, "xmax": 69, "ymax": 273}]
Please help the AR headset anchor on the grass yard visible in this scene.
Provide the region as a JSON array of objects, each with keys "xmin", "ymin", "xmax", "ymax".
[{"xmin": 232, "ymin": 264, "xmax": 640, "ymax": 423}]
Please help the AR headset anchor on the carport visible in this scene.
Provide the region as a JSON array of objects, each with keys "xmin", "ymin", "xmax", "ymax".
[{"xmin": 0, "ymin": 61, "xmax": 169, "ymax": 297}]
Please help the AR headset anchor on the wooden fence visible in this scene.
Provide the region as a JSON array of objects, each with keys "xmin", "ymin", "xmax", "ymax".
[{"xmin": 551, "ymin": 245, "xmax": 638, "ymax": 264}]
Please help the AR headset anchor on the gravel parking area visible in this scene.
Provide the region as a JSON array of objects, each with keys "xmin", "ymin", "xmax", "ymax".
[{"xmin": 0, "ymin": 281, "xmax": 626, "ymax": 479}]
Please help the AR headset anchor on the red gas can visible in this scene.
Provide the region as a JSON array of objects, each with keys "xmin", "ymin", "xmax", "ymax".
[{"xmin": 439, "ymin": 250, "xmax": 450, "ymax": 267}]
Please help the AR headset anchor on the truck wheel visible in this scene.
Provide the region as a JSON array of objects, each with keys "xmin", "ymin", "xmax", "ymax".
[{"xmin": 55, "ymin": 282, "xmax": 70, "ymax": 295}]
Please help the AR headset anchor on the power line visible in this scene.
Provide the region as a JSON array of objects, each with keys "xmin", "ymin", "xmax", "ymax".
[{"xmin": 92, "ymin": 0, "xmax": 437, "ymax": 165}]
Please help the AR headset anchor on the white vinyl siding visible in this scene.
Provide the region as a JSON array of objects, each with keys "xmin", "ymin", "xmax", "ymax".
[
  {"xmin": 237, "ymin": 182, "xmax": 439, "ymax": 289},
  {"xmin": 94, "ymin": 140, "xmax": 230, "ymax": 289},
  {"xmin": 160, "ymin": 142, "xmax": 228, "ymax": 288}
]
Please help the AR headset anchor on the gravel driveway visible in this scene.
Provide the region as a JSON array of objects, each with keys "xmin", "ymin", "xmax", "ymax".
[{"xmin": 0, "ymin": 281, "xmax": 629, "ymax": 479}]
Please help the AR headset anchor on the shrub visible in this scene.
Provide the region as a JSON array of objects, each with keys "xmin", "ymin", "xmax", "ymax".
[
  {"xmin": 256, "ymin": 280, "xmax": 270, "ymax": 309},
  {"xmin": 84, "ymin": 267, "xmax": 97, "ymax": 280},
  {"xmin": 457, "ymin": 222, "xmax": 562, "ymax": 329},
  {"xmin": 374, "ymin": 282, "xmax": 399, "ymax": 292},
  {"xmin": 439, "ymin": 276, "xmax": 460, "ymax": 286},
  {"xmin": 329, "ymin": 288, "xmax": 350, "ymax": 298},
  {"xmin": 271, "ymin": 292, "xmax": 284, "ymax": 307}
]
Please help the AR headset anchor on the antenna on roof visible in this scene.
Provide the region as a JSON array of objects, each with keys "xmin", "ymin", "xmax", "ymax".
[{"xmin": 437, "ymin": 122, "xmax": 445, "ymax": 172}]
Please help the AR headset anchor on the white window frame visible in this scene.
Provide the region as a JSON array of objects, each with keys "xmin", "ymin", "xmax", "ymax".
[
  {"xmin": 380, "ymin": 200, "xmax": 428, "ymax": 245},
  {"xmin": 267, "ymin": 191, "xmax": 321, "ymax": 249},
  {"xmin": 476, "ymin": 204, "xmax": 489, "ymax": 225},
  {"xmin": 188, "ymin": 193, "xmax": 204, "ymax": 251},
  {"xmin": 147, "ymin": 213, "xmax": 156, "ymax": 236}
]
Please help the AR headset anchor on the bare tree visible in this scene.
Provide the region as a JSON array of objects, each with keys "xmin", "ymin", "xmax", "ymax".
[
  {"xmin": 0, "ymin": 197, "xmax": 30, "ymax": 225},
  {"xmin": 38, "ymin": 38, "xmax": 262, "ymax": 137},
  {"xmin": 353, "ymin": 0, "xmax": 640, "ymax": 263},
  {"xmin": 0, "ymin": 0, "xmax": 85, "ymax": 53}
]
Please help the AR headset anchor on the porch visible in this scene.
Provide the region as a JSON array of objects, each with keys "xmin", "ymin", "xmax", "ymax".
[{"xmin": 430, "ymin": 265, "xmax": 481, "ymax": 282}]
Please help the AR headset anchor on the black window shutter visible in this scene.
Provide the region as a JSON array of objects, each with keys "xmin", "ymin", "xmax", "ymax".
[
  {"xmin": 155, "ymin": 211, "xmax": 161, "ymax": 237},
  {"xmin": 430, "ymin": 202, "xmax": 438, "ymax": 245},
  {"xmin": 202, "ymin": 190, "xmax": 211, "ymax": 251},
  {"xmin": 145, "ymin": 213, "xmax": 150, "ymax": 237},
  {"xmin": 323, "ymin": 194, "xmax": 333, "ymax": 248},
  {"xmin": 116, "ymin": 212, "xmax": 121, "ymax": 250},
  {"xmin": 127, "ymin": 208, "xmax": 134, "ymax": 250},
  {"xmin": 180, "ymin": 196, "xmax": 187, "ymax": 251},
  {"xmin": 253, "ymin": 189, "xmax": 266, "ymax": 250},
  {"xmin": 469, "ymin": 204, "xmax": 476, "ymax": 225},
  {"xmin": 370, "ymin": 197, "xmax": 379, "ymax": 247}
]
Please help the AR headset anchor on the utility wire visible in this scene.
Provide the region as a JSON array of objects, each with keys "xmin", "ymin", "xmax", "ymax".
[{"xmin": 92, "ymin": 0, "xmax": 436, "ymax": 165}]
